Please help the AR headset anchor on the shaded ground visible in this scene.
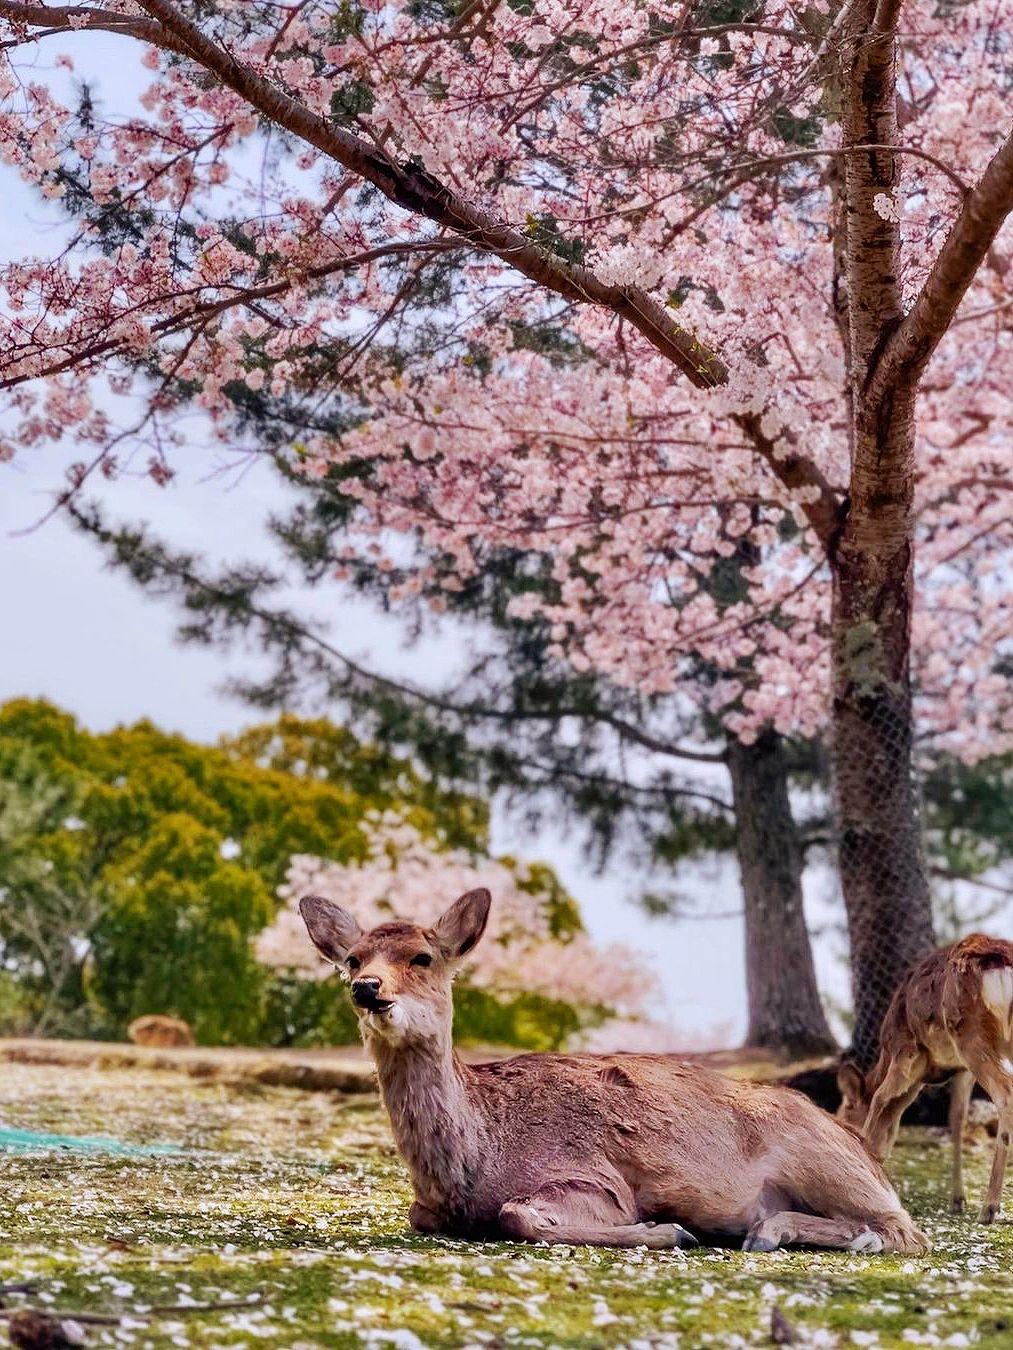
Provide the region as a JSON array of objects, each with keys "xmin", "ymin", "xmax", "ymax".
[
  {"xmin": 0, "ymin": 1061, "xmax": 1010, "ymax": 1348},
  {"xmin": 0, "ymin": 1038, "xmax": 828, "ymax": 1096}
]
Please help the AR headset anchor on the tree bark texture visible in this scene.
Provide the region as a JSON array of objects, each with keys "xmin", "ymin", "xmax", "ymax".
[
  {"xmin": 727, "ymin": 730, "xmax": 836, "ymax": 1058},
  {"xmin": 831, "ymin": 0, "xmax": 936, "ymax": 1069}
]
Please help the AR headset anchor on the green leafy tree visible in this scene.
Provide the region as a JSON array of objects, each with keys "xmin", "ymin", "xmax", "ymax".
[
  {"xmin": 0, "ymin": 743, "xmax": 96, "ymax": 1034},
  {"xmin": 0, "ymin": 699, "xmax": 601, "ymax": 1047},
  {"xmin": 89, "ymin": 814, "xmax": 274, "ymax": 1044}
]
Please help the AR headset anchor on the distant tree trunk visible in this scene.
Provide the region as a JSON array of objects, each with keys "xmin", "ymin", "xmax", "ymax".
[
  {"xmin": 832, "ymin": 2, "xmax": 937, "ymax": 1070},
  {"xmin": 727, "ymin": 730, "xmax": 836, "ymax": 1057}
]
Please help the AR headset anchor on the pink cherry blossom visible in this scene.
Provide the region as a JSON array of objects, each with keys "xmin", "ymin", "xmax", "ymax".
[
  {"xmin": 0, "ymin": 1, "xmax": 1007, "ymax": 769},
  {"xmin": 256, "ymin": 814, "xmax": 657, "ymax": 1019}
]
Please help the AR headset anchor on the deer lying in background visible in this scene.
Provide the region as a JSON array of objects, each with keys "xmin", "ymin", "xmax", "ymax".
[
  {"xmin": 128, "ymin": 1014, "xmax": 195, "ymax": 1048},
  {"xmin": 838, "ymin": 934, "xmax": 1013, "ymax": 1223},
  {"xmin": 300, "ymin": 888, "xmax": 928, "ymax": 1254}
]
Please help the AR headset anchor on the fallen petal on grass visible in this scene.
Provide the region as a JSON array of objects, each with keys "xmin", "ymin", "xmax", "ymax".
[{"xmin": 0, "ymin": 1062, "xmax": 1010, "ymax": 1347}]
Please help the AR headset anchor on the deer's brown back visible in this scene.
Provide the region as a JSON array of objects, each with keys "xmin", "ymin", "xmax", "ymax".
[
  {"xmin": 463, "ymin": 1052, "xmax": 880, "ymax": 1229},
  {"xmin": 878, "ymin": 936, "xmax": 1013, "ymax": 1073}
]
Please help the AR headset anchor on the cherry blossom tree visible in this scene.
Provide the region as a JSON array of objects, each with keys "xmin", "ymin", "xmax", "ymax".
[
  {"xmin": 257, "ymin": 811, "xmax": 660, "ymax": 1035},
  {"xmin": 1, "ymin": 0, "xmax": 1011, "ymax": 1063},
  {"xmin": 71, "ymin": 483, "xmax": 844, "ymax": 1056}
]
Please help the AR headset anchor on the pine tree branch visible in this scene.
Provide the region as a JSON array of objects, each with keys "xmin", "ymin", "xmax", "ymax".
[
  {"xmin": 510, "ymin": 756, "xmax": 734, "ymax": 811},
  {"xmin": 929, "ymin": 867, "xmax": 1013, "ymax": 898},
  {"xmin": 68, "ymin": 504, "xmax": 727, "ymax": 766}
]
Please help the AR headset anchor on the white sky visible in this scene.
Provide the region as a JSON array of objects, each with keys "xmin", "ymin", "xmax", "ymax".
[{"xmin": 0, "ymin": 29, "xmax": 853, "ymax": 1047}]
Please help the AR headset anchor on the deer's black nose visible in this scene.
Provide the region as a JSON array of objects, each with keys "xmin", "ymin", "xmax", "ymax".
[{"xmin": 351, "ymin": 977, "xmax": 388, "ymax": 1011}]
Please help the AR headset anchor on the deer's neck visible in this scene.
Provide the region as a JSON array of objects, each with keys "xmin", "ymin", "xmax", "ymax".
[{"xmin": 370, "ymin": 1031, "xmax": 483, "ymax": 1218}]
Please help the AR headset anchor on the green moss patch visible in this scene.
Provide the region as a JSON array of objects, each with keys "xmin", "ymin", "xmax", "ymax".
[{"xmin": 0, "ymin": 1063, "xmax": 1011, "ymax": 1347}]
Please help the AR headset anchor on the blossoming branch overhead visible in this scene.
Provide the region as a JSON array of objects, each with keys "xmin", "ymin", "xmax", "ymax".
[{"xmin": 1, "ymin": 0, "xmax": 1011, "ymax": 1063}]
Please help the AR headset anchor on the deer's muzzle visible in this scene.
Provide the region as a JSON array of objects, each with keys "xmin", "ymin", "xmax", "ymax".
[{"xmin": 351, "ymin": 977, "xmax": 393, "ymax": 1013}]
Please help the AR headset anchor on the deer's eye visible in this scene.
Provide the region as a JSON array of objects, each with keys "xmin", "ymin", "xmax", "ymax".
[
  {"xmin": 346, "ymin": 955, "xmax": 361, "ymax": 972},
  {"xmin": 410, "ymin": 952, "xmax": 432, "ymax": 968}
]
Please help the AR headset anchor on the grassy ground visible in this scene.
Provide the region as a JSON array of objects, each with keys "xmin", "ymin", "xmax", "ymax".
[{"xmin": 0, "ymin": 1062, "xmax": 1011, "ymax": 1348}]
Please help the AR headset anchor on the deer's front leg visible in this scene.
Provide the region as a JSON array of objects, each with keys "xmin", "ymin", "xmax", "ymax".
[
  {"xmin": 498, "ymin": 1180, "xmax": 697, "ymax": 1250},
  {"xmin": 948, "ymin": 1071, "xmax": 974, "ymax": 1214},
  {"xmin": 863, "ymin": 1048, "xmax": 928, "ymax": 1161}
]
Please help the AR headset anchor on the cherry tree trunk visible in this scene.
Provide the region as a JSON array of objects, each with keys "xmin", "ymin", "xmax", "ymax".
[
  {"xmin": 829, "ymin": 346, "xmax": 938, "ymax": 1069},
  {"xmin": 832, "ymin": 6, "xmax": 937, "ymax": 1070},
  {"xmin": 727, "ymin": 729, "xmax": 835, "ymax": 1057},
  {"xmin": 830, "ymin": 405, "xmax": 936, "ymax": 1071}
]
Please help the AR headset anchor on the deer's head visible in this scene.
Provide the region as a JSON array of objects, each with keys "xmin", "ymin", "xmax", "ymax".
[
  {"xmin": 298, "ymin": 889, "xmax": 491, "ymax": 1045},
  {"xmin": 836, "ymin": 1059, "xmax": 872, "ymax": 1130}
]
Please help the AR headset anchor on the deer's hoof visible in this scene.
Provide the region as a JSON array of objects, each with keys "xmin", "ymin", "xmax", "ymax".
[
  {"xmin": 742, "ymin": 1226, "xmax": 778, "ymax": 1253},
  {"xmin": 950, "ymin": 1194, "xmax": 966, "ymax": 1215},
  {"xmin": 639, "ymin": 1222, "xmax": 698, "ymax": 1249},
  {"xmin": 977, "ymin": 1204, "xmax": 999, "ymax": 1225},
  {"xmin": 849, "ymin": 1229, "xmax": 884, "ymax": 1254}
]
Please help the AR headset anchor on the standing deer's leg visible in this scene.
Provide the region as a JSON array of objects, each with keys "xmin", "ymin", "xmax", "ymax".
[
  {"xmin": 948, "ymin": 1071, "xmax": 974, "ymax": 1214},
  {"xmin": 744, "ymin": 1212, "xmax": 887, "ymax": 1253},
  {"xmin": 499, "ymin": 1180, "xmax": 698, "ymax": 1250},
  {"xmin": 964, "ymin": 1056, "xmax": 1013, "ymax": 1224},
  {"xmin": 863, "ymin": 1048, "xmax": 928, "ymax": 1161},
  {"xmin": 981, "ymin": 1104, "xmax": 1013, "ymax": 1225}
]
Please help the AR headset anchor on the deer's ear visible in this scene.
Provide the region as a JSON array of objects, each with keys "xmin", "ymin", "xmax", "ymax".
[
  {"xmin": 432, "ymin": 888, "xmax": 491, "ymax": 962},
  {"xmin": 837, "ymin": 1059, "xmax": 866, "ymax": 1110},
  {"xmin": 299, "ymin": 895, "xmax": 362, "ymax": 964}
]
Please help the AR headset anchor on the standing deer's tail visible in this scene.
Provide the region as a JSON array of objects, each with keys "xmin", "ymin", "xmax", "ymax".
[{"xmin": 980, "ymin": 959, "xmax": 1013, "ymax": 1042}]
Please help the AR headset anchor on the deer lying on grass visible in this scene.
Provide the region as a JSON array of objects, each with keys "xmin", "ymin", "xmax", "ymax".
[
  {"xmin": 838, "ymin": 934, "xmax": 1013, "ymax": 1223},
  {"xmin": 128, "ymin": 1014, "xmax": 195, "ymax": 1048},
  {"xmin": 300, "ymin": 888, "xmax": 928, "ymax": 1254}
]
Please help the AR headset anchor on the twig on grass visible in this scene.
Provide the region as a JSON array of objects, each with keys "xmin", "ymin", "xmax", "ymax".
[{"xmin": 0, "ymin": 1293, "xmax": 263, "ymax": 1327}]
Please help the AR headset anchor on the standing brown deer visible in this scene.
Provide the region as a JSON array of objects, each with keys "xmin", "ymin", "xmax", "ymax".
[
  {"xmin": 838, "ymin": 934, "xmax": 1013, "ymax": 1223},
  {"xmin": 300, "ymin": 889, "xmax": 928, "ymax": 1254}
]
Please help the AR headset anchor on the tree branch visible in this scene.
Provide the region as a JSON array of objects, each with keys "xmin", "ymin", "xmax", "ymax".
[
  {"xmin": 3, "ymin": 1, "xmax": 842, "ymax": 544},
  {"xmin": 69, "ymin": 504, "xmax": 728, "ymax": 766},
  {"xmin": 0, "ymin": 2, "xmax": 192, "ymax": 55},
  {"xmin": 495, "ymin": 754, "xmax": 734, "ymax": 810},
  {"xmin": 1, "ymin": 241, "xmax": 463, "ymax": 390},
  {"xmin": 126, "ymin": 0, "xmax": 725, "ymax": 390},
  {"xmin": 736, "ymin": 413, "xmax": 843, "ymax": 546},
  {"xmin": 867, "ymin": 128, "xmax": 1013, "ymax": 399},
  {"xmin": 930, "ymin": 866, "xmax": 1013, "ymax": 898}
]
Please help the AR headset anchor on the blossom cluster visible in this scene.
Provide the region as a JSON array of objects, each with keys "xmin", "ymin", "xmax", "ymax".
[
  {"xmin": 0, "ymin": 0, "xmax": 1009, "ymax": 757},
  {"xmin": 255, "ymin": 814, "xmax": 657, "ymax": 1019}
]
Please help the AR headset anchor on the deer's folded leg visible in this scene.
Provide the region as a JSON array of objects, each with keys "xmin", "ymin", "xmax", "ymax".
[
  {"xmin": 408, "ymin": 1200, "xmax": 444, "ymax": 1234},
  {"xmin": 744, "ymin": 1210, "xmax": 928, "ymax": 1255},
  {"xmin": 744, "ymin": 1213, "xmax": 885, "ymax": 1253},
  {"xmin": 498, "ymin": 1180, "xmax": 697, "ymax": 1250}
]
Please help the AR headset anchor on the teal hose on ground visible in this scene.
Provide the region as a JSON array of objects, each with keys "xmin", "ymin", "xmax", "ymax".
[{"xmin": 0, "ymin": 1126, "xmax": 178, "ymax": 1155}]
